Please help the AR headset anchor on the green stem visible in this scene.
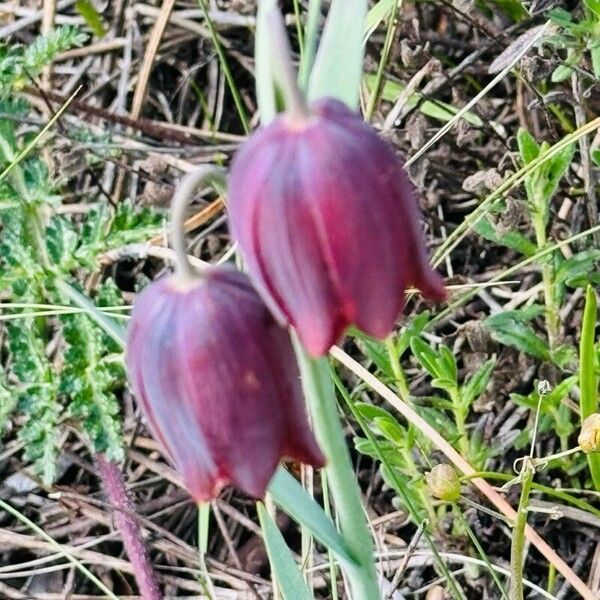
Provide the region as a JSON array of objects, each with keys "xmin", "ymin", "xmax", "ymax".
[
  {"xmin": 450, "ymin": 389, "xmax": 470, "ymax": 458},
  {"xmin": 292, "ymin": 0, "xmax": 304, "ymax": 57},
  {"xmin": 332, "ymin": 368, "xmax": 465, "ymax": 600},
  {"xmin": 510, "ymin": 460, "xmax": 534, "ymax": 600},
  {"xmin": 295, "ymin": 345, "xmax": 379, "ymax": 600},
  {"xmin": 532, "ymin": 202, "xmax": 559, "ymax": 349},
  {"xmin": 169, "ymin": 167, "xmax": 227, "ymax": 284},
  {"xmin": 547, "ymin": 564, "xmax": 557, "ymax": 596}
]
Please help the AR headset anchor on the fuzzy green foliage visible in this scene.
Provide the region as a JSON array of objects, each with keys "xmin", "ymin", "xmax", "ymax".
[
  {"xmin": 4, "ymin": 275, "xmax": 61, "ymax": 484},
  {"xmin": 0, "ymin": 28, "xmax": 164, "ymax": 483},
  {"xmin": 58, "ymin": 282, "xmax": 125, "ymax": 463},
  {"xmin": 0, "ymin": 27, "xmax": 87, "ymax": 93}
]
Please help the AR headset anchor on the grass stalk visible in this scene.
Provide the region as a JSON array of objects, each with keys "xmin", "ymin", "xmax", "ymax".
[
  {"xmin": 197, "ymin": 0, "xmax": 250, "ymax": 133},
  {"xmin": 332, "ymin": 368, "xmax": 464, "ymax": 599},
  {"xmin": 531, "ymin": 201, "xmax": 559, "ymax": 349}
]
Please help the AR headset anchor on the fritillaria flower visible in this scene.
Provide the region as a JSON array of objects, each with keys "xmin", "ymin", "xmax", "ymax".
[
  {"xmin": 126, "ymin": 266, "xmax": 324, "ymax": 501},
  {"xmin": 228, "ymin": 97, "xmax": 446, "ymax": 356}
]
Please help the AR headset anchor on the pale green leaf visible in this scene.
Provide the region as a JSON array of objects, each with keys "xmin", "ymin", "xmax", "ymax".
[
  {"xmin": 257, "ymin": 502, "xmax": 314, "ymax": 600},
  {"xmin": 269, "ymin": 468, "xmax": 357, "ymax": 568},
  {"xmin": 308, "ymin": 0, "xmax": 368, "ymax": 108}
]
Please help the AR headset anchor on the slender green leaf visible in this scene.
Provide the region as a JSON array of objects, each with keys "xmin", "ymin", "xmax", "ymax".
[
  {"xmin": 517, "ymin": 129, "xmax": 540, "ymax": 164},
  {"xmin": 365, "ymin": 0, "xmax": 396, "ymax": 40},
  {"xmin": 485, "ymin": 316, "xmax": 551, "ymax": 361},
  {"xmin": 257, "ymin": 502, "xmax": 313, "ymax": 600},
  {"xmin": 555, "ymin": 250, "xmax": 600, "ymax": 287},
  {"xmin": 269, "ymin": 468, "xmax": 358, "ymax": 568},
  {"xmin": 410, "ymin": 337, "xmax": 441, "ymax": 379},
  {"xmin": 462, "ymin": 359, "xmax": 495, "ymax": 404},
  {"xmin": 579, "ymin": 285, "xmax": 600, "ymax": 489},
  {"xmin": 369, "ymin": 76, "xmax": 484, "ymax": 127},
  {"xmin": 551, "ymin": 64, "xmax": 573, "ymax": 83},
  {"xmin": 308, "ymin": 0, "xmax": 367, "ymax": 108},
  {"xmin": 75, "ymin": 0, "xmax": 106, "ymax": 37},
  {"xmin": 473, "ymin": 216, "xmax": 537, "ymax": 257}
]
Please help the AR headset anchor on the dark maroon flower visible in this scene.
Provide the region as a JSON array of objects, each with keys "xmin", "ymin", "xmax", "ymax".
[
  {"xmin": 126, "ymin": 266, "xmax": 324, "ymax": 501},
  {"xmin": 228, "ymin": 98, "xmax": 446, "ymax": 356}
]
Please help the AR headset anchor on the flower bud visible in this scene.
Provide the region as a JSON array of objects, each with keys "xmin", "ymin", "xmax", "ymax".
[
  {"xmin": 426, "ymin": 464, "xmax": 461, "ymax": 502},
  {"xmin": 578, "ymin": 413, "xmax": 600, "ymax": 454},
  {"xmin": 126, "ymin": 266, "xmax": 324, "ymax": 501},
  {"xmin": 228, "ymin": 98, "xmax": 446, "ymax": 356}
]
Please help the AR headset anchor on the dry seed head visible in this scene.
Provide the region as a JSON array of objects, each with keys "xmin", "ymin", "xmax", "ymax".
[
  {"xmin": 578, "ymin": 413, "xmax": 600, "ymax": 454},
  {"xmin": 426, "ymin": 464, "xmax": 461, "ymax": 502}
]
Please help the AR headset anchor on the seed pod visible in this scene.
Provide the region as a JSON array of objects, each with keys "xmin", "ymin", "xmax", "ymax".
[
  {"xmin": 578, "ymin": 413, "xmax": 600, "ymax": 454},
  {"xmin": 426, "ymin": 464, "xmax": 461, "ymax": 502},
  {"xmin": 228, "ymin": 98, "xmax": 446, "ymax": 356},
  {"xmin": 126, "ymin": 266, "xmax": 324, "ymax": 501}
]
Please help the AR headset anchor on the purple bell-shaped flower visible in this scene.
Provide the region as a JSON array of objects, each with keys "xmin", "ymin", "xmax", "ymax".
[
  {"xmin": 126, "ymin": 266, "xmax": 324, "ymax": 501},
  {"xmin": 228, "ymin": 98, "xmax": 446, "ymax": 356}
]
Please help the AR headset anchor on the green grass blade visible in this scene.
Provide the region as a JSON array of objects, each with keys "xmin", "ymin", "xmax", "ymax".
[
  {"xmin": 365, "ymin": 0, "xmax": 397, "ymax": 41},
  {"xmin": 579, "ymin": 285, "xmax": 600, "ymax": 489},
  {"xmin": 55, "ymin": 280, "xmax": 126, "ymax": 347},
  {"xmin": 197, "ymin": 0, "xmax": 249, "ymax": 133},
  {"xmin": 257, "ymin": 501, "xmax": 314, "ymax": 600},
  {"xmin": 269, "ymin": 467, "xmax": 358, "ymax": 568},
  {"xmin": 307, "ymin": 0, "xmax": 367, "ymax": 108},
  {"xmin": 75, "ymin": 0, "xmax": 107, "ymax": 37}
]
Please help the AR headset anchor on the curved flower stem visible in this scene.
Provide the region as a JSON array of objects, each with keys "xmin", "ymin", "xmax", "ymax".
[
  {"xmin": 170, "ymin": 167, "xmax": 227, "ymax": 283},
  {"xmin": 266, "ymin": 7, "xmax": 311, "ymax": 122},
  {"xmin": 96, "ymin": 455, "xmax": 163, "ymax": 600},
  {"xmin": 295, "ymin": 343, "xmax": 379, "ymax": 600}
]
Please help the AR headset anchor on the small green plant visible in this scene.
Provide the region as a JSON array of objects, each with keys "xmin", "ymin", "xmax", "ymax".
[
  {"xmin": 0, "ymin": 27, "xmax": 86, "ymax": 92},
  {"xmin": 548, "ymin": 3, "xmax": 600, "ymax": 82},
  {"xmin": 0, "ymin": 29, "xmax": 164, "ymax": 482},
  {"xmin": 409, "ymin": 337, "xmax": 495, "ymax": 464}
]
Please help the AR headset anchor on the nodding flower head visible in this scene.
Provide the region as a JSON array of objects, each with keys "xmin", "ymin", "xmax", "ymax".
[
  {"xmin": 228, "ymin": 98, "xmax": 446, "ymax": 356},
  {"xmin": 126, "ymin": 266, "xmax": 324, "ymax": 501}
]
